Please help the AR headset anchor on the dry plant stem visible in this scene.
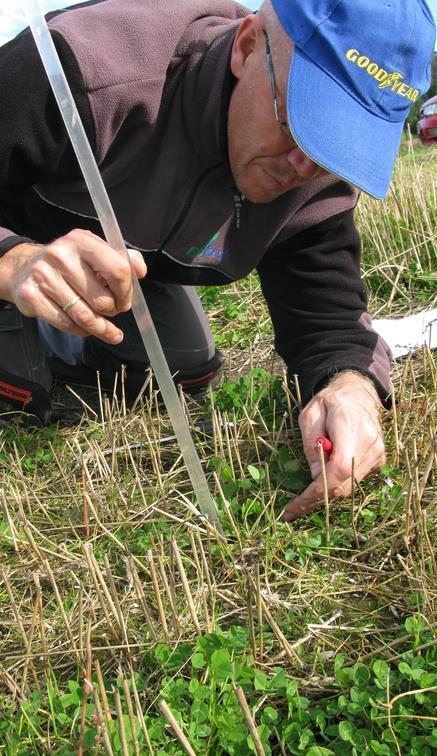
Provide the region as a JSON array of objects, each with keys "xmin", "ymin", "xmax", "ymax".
[
  {"xmin": 17, "ymin": 511, "xmax": 45, "ymax": 565},
  {"xmin": 103, "ymin": 554, "xmax": 133, "ymax": 663},
  {"xmin": 388, "ymin": 685, "xmax": 437, "ymax": 709},
  {"xmin": 386, "ymin": 673, "xmax": 402, "ymax": 756},
  {"xmin": 422, "ymin": 511, "xmax": 437, "ymax": 576},
  {"xmin": 147, "ymin": 549, "xmax": 170, "ymax": 641},
  {"xmin": 281, "ymin": 369, "xmax": 295, "ymax": 438},
  {"xmin": 172, "ymin": 539, "xmax": 202, "ymax": 634},
  {"xmin": 189, "ymin": 531, "xmax": 211, "ymax": 631},
  {"xmin": 149, "ymin": 505, "xmax": 208, "ymax": 533},
  {"xmin": 158, "ymin": 699, "xmax": 197, "ymax": 756},
  {"xmin": 154, "ymin": 544, "xmax": 180, "ymax": 633},
  {"xmin": 195, "ymin": 531, "xmax": 215, "ymax": 598},
  {"xmin": 92, "ymin": 685, "xmax": 114, "ymax": 756},
  {"xmin": 21, "ymin": 591, "xmax": 40, "ymax": 695},
  {"xmin": 121, "ymin": 669, "xmax": 140, "ymax": 756},
  {"xmin": 293, "ymin": 373, "xmax": 302, "ymax": 409},
  {"xmin": 95, "ymin": 659, "xmax": 112, "ymax": 722},
  {"xmin": 168, "ymin": 545, "xmax": 179, "ymax": 628},
  {"xmin": 0, "ymin": 664, "xmax": 21, "ymax": 698},
  {"xmin": 43, "ymin": 559, "xmax": 80, "ymax": 661},
  {"xmin": 248, "ymin": 573, "xmax": 303, "ymax": 667},
  {"xmin": 391, "ymin": 385, "xmax": 400, "ymax": 464},
  {"xmin": 78, "ymin": 587, "xmax": 84, "ymax": 665},
  {"xmin": 289, "ymin": 612, "xmax": 342, "ymax": 655},
  {"xmin": 83, "ymin": 545, "xmax": 119, "ymax": 642},
  {"xmin": 66, "ymin": 384, "xmax": 98, "ymax": 417},
  {"xmin": 82, "ymin": 457, "xmax": 90, "ymax": 539},
  {"xmin": 223, "ymin": 411, "xmax": 235, "ymax": 478},
  {"xmin": 2, "ymin": 569, "xmax": 36, "ymax": 676},
  {"xmin": 129, "ymin": 666, "xmax": 155, "ymax": 754},
  {"xmin": 347, "ymin": 623, "xmax": 437, "ymax": 666},
  {"xmin": 86, "ymin": 546, "xmax": 121, "ymax": 631},
  {"xmin": 114, "ymin": 688, "xmax": 130, "ymax": 756},
  {"xmin": 0, "ymin": 492, "xmax": 19, "ymax": 552},
  {"xmin": 48, "ymin": 440, "xmax": 75, "ymax": 496},
  {"xmin": 78, "ymin": 619, "xmax": 93, "ymax": 756},
  {"xmin": 318, "ymin": 442, "xmax": 330, "ymax": 544},
  {"xmin": 85, "ymin": 495, "xmax": 147, "ymax": 571},
  {"xmin": 274, "ymin": 725, "xmax": 287, "ymax": 756},
  {"xmin": 130, "ymin": 369, "xmax": 153, "ymax": 414},
  {"xmin": 33, "ymin": 573, "xmax": 49, "ymax": 679},
  {"xmin": 129, "ymin": 559, "xmax": 158, "ymax": 641},
  {"xmin": 386, "ymin": 639, "xmax": 437, "ymax": 664},
  {"xmin": 139, "ymin": 418, "xmax": 164, "ymax": 492},
  {"xmin": 418, "ymin": 441, "xmax": 436, "ymax": 500},
  {"xmin": 255, "ymin": 563, "xmax": 264, "ymax": 663},
  {"xmin": 233, "ymin": 683, "xmax": 266, "ymax": 756},
  {"xmin": 247, "ymin": 580, "xmax": 257, "ymax": 660},
  {"xmin": 213, "ymin": 470, "xmax": 241, "ymax": 549}
]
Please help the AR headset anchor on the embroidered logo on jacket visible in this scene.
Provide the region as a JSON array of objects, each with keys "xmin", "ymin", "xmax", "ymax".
[
  {"xmin": 185, "ymin": 218, "xmax": 233, "ymax": 267},
  {"xmin": 187, "ymin": 231, "xmax": 222, "ymax": 259}
]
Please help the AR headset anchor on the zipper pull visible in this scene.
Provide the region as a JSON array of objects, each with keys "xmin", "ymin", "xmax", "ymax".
[{"xmin": 232, "ymin": 187, "xmax": 243, "ymax": 229}]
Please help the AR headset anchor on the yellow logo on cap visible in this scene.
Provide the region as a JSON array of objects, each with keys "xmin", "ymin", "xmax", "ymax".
[{"xmin": 345, "ymin": 49, "xmax": 419, "ymax": 101}]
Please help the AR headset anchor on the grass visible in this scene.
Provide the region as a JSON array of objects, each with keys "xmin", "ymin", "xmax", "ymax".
[{"xmin": 0, "ymin": 137, "xmax": 436, "ymax": 755}]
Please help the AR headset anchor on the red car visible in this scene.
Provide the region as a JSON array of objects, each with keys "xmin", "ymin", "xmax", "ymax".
[{"xmin": 417, "ymin": 95, "xmax": 437, "ymax": 145}]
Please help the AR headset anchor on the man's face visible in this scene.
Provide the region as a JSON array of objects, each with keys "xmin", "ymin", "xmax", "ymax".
[{"xmin": 228, "ymin": 17, "xmax": 329, "ymax": 204}]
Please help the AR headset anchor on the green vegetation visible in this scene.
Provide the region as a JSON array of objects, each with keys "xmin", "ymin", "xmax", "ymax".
[
  {"xmin": 1, "ymin": 622, "xmax": 436, "ymax": 754},
  {"xmin": 0, "ymin": 139, "xmax": 435, "ymax": 754}
]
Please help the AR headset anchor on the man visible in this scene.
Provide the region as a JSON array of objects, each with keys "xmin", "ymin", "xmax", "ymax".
[{"xmin": 0, "ymin": 0, "xmax": 434, "ymax": 520}]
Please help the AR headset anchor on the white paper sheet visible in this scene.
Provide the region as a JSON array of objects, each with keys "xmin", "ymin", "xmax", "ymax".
[{"xmin": 373, "ymin": 309, "xmax": 437, "ymax": 359}]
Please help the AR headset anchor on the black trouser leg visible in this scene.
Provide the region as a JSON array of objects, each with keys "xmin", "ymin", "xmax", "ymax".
[{"xmin": 82, "ymin": 280, "xmax": 223, "ymax": 397}]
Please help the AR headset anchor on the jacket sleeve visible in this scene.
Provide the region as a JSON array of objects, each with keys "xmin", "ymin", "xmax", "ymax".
[
  {"xmin": 257, "ymin": 208, "xmax": 392, "ymax": 407},
  {"xmin": 0, "ymin": 27, "xmax": 94, "ymax": 255}
]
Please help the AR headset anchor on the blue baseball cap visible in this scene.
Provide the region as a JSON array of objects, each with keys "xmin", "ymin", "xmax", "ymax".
[{"xmin": 271, "ymin": 0, "xmax": 436, "ymax": 198}]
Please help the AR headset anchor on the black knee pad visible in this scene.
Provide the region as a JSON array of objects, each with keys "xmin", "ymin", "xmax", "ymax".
[
  {"xmin": 0, "ymin": 303, "xmax": 52, "ymax": 424},
  {"xmin": 172, "ymin": 349, "xmax": 225, "ymax": 397}
]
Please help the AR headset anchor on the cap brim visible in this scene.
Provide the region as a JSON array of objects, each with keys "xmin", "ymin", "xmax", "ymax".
[{"xmin": 287, "ymin": 50, "xmax": 403, "ymax": 199}]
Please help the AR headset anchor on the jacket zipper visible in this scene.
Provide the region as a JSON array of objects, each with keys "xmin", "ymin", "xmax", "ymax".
[{"xmin": 159, "ymin": 162, "xmax": 223, "ymax": 251}]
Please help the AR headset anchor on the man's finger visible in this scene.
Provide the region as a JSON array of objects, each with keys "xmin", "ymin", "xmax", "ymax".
[
  {"xmin": 127, "ymin": 249, "xmax": 147, "ymax": 279},
  {"xmin": 281, "ymin": 478, "xmax": 326, "ymax": 521},
  {"xmin": 46, "ymin": 231, "xmax": 133, "ymax": 313},
  {"xmin": 282, "ymin": 448, "xmax": 355, "ymax": 521},
  {"xmin": 39, "ymin": 290, "xmax": 125, "ymax": 343},
  {"xmin": 38, "ymin": 259, "xmax": 119, "ymax": 318},
  {"xmin": 299, "ymin": 400, "xmax": 328, "ymax": 465},
  {"xmin": 58, "ymin": 296, "xmax": 124, "ymax": 343},
  {"xmin": 282, "ymin": 443, "xmax": 385, "ymax": 521}
]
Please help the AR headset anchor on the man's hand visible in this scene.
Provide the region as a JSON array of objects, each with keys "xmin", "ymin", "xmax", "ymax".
[
  {"xmin": 282, "ymin": 371, "xmax": 386, "ymax": 521},
  {"xmin": 0, "ymin": 229, "xmax": 147, "ymax": 344}
]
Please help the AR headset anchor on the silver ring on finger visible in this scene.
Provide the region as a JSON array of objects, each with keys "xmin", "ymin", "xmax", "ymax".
[{"xmin": 62, "ymin": 295, "xmax": 81, "ymax": 314}]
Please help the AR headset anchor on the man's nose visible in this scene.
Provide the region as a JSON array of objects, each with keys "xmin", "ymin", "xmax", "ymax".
[{"xmin": 287, "ymin": 144, "xmax": 327, "ymax": 180}]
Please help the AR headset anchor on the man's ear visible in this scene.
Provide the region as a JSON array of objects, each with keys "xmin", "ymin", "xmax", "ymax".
[{"xmin": 230, "ymin": 14, "xmax": 262, "ymax": 79}]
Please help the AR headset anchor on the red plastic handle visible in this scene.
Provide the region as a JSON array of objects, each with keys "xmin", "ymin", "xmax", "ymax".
[{"xmin": 313, "ymin": 436, "xmax": 333, "ymax": 454}]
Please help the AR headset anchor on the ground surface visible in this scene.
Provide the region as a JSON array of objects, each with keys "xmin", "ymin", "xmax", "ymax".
[{"xmin": 0, "ymin": 137, "xmax": 435, "ymax": 755}]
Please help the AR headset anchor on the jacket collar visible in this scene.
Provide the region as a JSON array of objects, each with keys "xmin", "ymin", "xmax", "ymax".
[{"xmin": 179, "ymin": 22, "xmax": 237, "ymax": 171}]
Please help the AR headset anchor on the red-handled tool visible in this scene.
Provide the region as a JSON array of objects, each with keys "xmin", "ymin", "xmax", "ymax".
[{"xmin": 313, "ymin": 436, "xmax": 333, "ymax": 460}]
